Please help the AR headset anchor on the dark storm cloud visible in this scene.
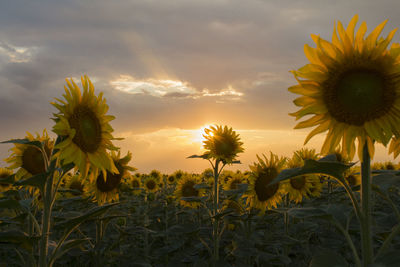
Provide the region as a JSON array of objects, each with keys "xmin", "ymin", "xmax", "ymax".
[{"xmin": 1, "ymin": 0, "xmax": 400, "ymax": 140}]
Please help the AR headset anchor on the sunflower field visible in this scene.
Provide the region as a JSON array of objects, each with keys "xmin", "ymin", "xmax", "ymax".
[{"xmin": 1, "ymin": 15, "xmax": 400, "ymax": 267}]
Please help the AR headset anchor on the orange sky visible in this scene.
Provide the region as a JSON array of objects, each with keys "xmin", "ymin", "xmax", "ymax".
[{"xmin": 1, "ymin": 0, "xmax": 400, "ymax": 174}]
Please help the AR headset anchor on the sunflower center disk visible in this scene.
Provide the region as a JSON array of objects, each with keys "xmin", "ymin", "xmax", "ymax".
[
  {"xmin": 69, "ymin": 106, "xmax": 102, "ymax": 153},
  {"xmin": 22, "ymin": 146, "xmax": 46, "ymax": 175},
  {"xmin": 96, "ymin": 172, "xmax": 122, "ymax": 192},
  {"xmin": 132, "ymin": 180, "xmax": 140, "ymax": 188},
  {"xmin": 182, "ymin": 181, "xmax": 198, "ymax": 197},
  {"xmin": 146, "ymin": 180, "xmax": 156, "ymax": 190},
  {"xmin": 290, "ymin": 176, "xmax": 306, "ymax": 190},
  {"xmin": 324, "ymin": 69, "xmax": 395, "ymax": 125},
  {"xmin": 229, "ymin": 179, "xmax": 241, "ymax": 190},
  {"xmin": 255, "ymin": 169, "xmax": 279, "ymax": 201}
]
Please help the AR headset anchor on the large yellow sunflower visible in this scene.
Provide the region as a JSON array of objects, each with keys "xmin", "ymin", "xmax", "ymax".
[
  {"xmin": 290, "ymin": 15, "xmax": 400, "ymax": 161},
  {"xmin": 203, "ymin": 125, "xmax": 244, "ymax": 163},
  {"xmin": 243, "ymin": 152, "xmax": 286, "ymax": 213},
  {"xmin": 283, "ymin": 148, "xmax": 322, "ymax": 203},
  {"xmin": 52, "ymin": 75, "xmax": 119, "ymax": 178},
  {"xmin": 88, "ymin": 150, "xmax": 135, "ymax": 205},
  {"xmin": 5, "ymin": 130, "xmax": 54, "ymax": 179},
  {"xmin": 174, "ymin": 174, "xmax": 205, "ymax": 208}
]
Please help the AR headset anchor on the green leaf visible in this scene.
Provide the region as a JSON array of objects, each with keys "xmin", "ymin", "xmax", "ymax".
[
  {"xmin": 309, "ymin": 249, "xmax": 349, "ymax": 267},
  {"xmin": 55, "ymin": 203, "xmax": 118, "ymax": 233},
  {"xmin": 193, "ymin": 183, "xmax": 211, "ymax": 190},
  {"xmin": 372, "ymin": 173, "xmax": 400, "ymax": 192},
  {"xmin": 0, "ymin": 174, "xmax": 16, "ymax": 185},
  {"xmin": 49, "ymin": 238, "xmax": 89, "ymax": 265},
  {"xmin": 0, "ymin": 230, "xmax": 39, "ymax": 252},
  {"xmin": 187, "ymin": 154, "xmax": 208, "ymax": 159},
  {"xmin": 271, "ymin": 158, "xmax": 353, "ymax": 185},
  {"xmin": 374, "ymin": 250, "xmax": 400, "ymax": 267},
  {"xmin": 14, "ymin": 173, "xmax": 47, "ymax": 191},
  {"xmin": 288, "ymin": 207, "xmax": 331, "ymax": 220},
  {"xmin": 0, "ymin": 199, "xmax": 22, "ymax": 210},
  {"xmin": 1, "ymin": 138, "xmax": 43, "ymax": 149},
  {"xmin": 180, "ymin": 196, "xmax": 206, "ymax": 203}
]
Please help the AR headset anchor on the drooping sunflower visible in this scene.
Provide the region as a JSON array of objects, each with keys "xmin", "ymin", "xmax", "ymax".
[
  {"xmin": 52, "ymin": 75, "xmax": 119, "ymax": 178},
  {"xmin": 5, "ymin": 130, "xmax": 54, "ymax": 180},
  {"xmin": 203, "ymin": 125, "xmax": 244, "ymax": 163},
  {"xmin": 290, "ymin": 15, "xmax": 400, "ymax": 161},
  {"xmin": 243, "ymin": 152, "xmax": 286, "ymax": 213},
  {"xmin": 283, "ymin": 149, "xmax": 322, "ymax": 203},
  {"xmin": 143, "ymin": 176, "xmax": 159, "ymax": 193},
  {"xmin": 174, "ymin": 174, "xmax": 205, "ymax": 208},
  {"xmin": 0, "ymin": 168, "xmax": 13, "ymax": 193},
  {"xmin": 88, "ymin": 150, "xmax": 135, "ymax": 205}
]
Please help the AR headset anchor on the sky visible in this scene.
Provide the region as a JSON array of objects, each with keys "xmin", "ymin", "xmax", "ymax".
[{"xmin": 1, "ymin": 0, "xmax": 400, "ymax": 173}]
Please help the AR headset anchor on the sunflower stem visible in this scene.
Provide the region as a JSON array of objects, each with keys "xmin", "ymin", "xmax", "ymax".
[
  {"xmin": 361, "ymin": 142, "xmax": 373, "ymax": 266},
  {"xmin": 212, "ymin": 160, "xmax": 221, "ymax": 266},
  {"xmin": 38, "ymin": 170, "xmax": 55, "ymax": 267},
  {"xmin": 38, "ymin": 136, "xmax": 60, "ymax": 267}
]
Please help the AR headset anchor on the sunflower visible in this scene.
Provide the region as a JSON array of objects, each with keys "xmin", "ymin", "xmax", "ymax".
[
  {"xmin": 283, "ymin": 149, "xmax": 322, "ymax": 203},
  {"xmin": 171, "ymin": 170, "xmax": 185, "ymax": 183},
  {"xmin": 130, "ymin": 174, "xmax": 142, "ymax": 195},
  {"xmin": 203, "ymin": 125, "xmax": 244, "ymax": 163},
  {"xmin": 222, "ymin": 173, "xmax": 246, "ymax": 191},
  {"xmin": 88, "ymin": 150, "xmax": 134, "ymax": 205},
  {"xmin": 174, "ymin": 174, "xmax": 205, "ymax": 208},
  {"xmin": 149, "ymin": 169, "xmax": 162, "ymax": 181},
  {"xmin": 64, "ymin": 173, "xmax": 85, "ymax": 197},
  {"xmin": 243, "ymin": 152, "xmax": 286, "ymax": 213},
  {"xmin": 345, "ymin": 168, "xmax": 361, "ymax": 188},
  {"xmin": 0, "ymin": 168, "xmax": 13, "ymax": 193},
  {"xmin": 143, "ymin": 176, "xmax": 158, "ymax": 193},
  {"xmin": 5, "ymin": 129, "xmax": 54, "ymax": 180},
  {"xmin": 52, "ymin": 75, "xmax": 119, "ymax": 178},
  {"xmin": 222, "ymin": 199, "xmax": 244, "ymax": 215},
  {"xmin": 166, "ymin": 174, "xmax": 176, "ymax": 185},
  {"xmin": 289, "ymin": 15, "xmax": 400, "ymax": 161}
]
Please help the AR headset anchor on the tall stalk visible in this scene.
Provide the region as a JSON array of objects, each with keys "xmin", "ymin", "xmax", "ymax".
[
  {"xmin": 212, "ymin": 160, "xmax": 220, "ymax": 266},
  {"xmin": 360, "ymin": 142, "xmax": 373, "ymax": 266}
]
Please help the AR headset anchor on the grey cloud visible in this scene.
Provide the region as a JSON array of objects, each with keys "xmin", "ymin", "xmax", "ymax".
[{"xmin": 1, "ymin": 0, "xmax": 400, "ymax": 140}]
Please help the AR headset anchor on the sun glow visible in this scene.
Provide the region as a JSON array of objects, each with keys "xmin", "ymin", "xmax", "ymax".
[{"xmin": 191, "ymin": 125, "xmax": 213, "ymax": 144}]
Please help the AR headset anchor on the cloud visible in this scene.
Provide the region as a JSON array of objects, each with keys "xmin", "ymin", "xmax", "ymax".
[{"xmin": 1, "ymin": 0, "xmax": 400, "ymax": 170}]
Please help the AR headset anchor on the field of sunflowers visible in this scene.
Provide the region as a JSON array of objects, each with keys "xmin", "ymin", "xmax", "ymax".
[{"xmin": 1, "ymin": 14, "xmax": 400, "ymax": 267}]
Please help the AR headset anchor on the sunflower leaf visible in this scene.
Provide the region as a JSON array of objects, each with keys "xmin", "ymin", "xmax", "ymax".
[
  {"xmin": 55, "ymin": 203, "xmax": 118, "ymax": 232},
  {"xmin": 187, "ymin": 154, "xmax": 209, "ymax": 159},
  {"xmin": 372, "ymin": 172, "xmax": 400, "ymax": 193},
  {"xmin": 49, "ymin": 238, "xmax": 89, "ymax": 266},
  {"xmin": 287, "ymin": 207, "xmax": 332, "ymax": 219},
  {"xmin": 271, "ymin": 159, "xmax": 353, "ymax": 185},
  {"xmin": 309, "ymin": 249, "xmax": 348, "ymax": 267},
  {"xmin": 0, "ymin": 230, "xmax": 39, "ymax": 252},
  {"xmin": 0, "ymin": 199, "xmax": 22, "ymax": 210},
  {"xmin": 1, "ymin": 138, "xmax": 43, "ymax": 149},
  {"xmin": 0, "ymin": 174, "xmax": 16, "ymax": 184},
  {"xmin": 193, "ymin": 183, "xmax": 211, "ymax": 190},
  {"xmin": 14, "ymin": 173, "xmax": 47, "ymax": 191}
]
